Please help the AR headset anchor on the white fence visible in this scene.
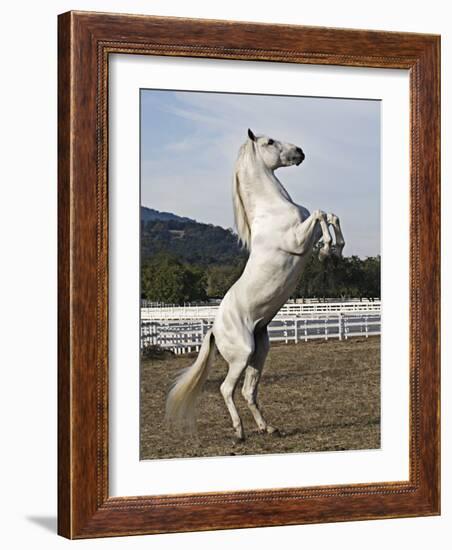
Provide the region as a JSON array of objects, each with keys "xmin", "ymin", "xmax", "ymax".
[
  {"xmin": 141, "ymin": 298, "xmax": 379, "ymax": 308},
  {"xmin": 141, "ymin": 309, "xmax": 381, "ymax": 355},
  {"xmin": 141, "ymin": 300, "xmax": 381, "ymax": 321}
]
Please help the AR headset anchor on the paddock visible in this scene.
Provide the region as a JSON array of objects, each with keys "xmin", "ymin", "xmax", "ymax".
[{"xmin": 140, "ymin": 336, "xmax": 380, "ymax": 460}]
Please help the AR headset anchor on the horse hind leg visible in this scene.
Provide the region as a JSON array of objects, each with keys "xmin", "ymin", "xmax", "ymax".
[
  {"xmin": 241, "ymin": 329, "xmax": 277, "ymax": 435},
  {"xmin": 327, "ymin": 213, "xmax": 345, "ymax": 258},
  {"xmin": 217, "ymin": 334, "xmax": 254, "ymax": 441},
  {"xmin": 220, "ymin": 363, "xmax": 248, "ymax": 441}
]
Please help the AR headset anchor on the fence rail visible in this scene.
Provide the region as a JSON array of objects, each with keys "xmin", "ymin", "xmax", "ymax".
[
  {"xmin": 141, "ymin": 300, "xmax": 381, "ymax": 321},
  {"xmin": 141, "ymin": 312, "xmax": 381, "ymax": 355},
  {"xmin": 141, "ymin": 298, "xmax": 379, "ymax": 308}
]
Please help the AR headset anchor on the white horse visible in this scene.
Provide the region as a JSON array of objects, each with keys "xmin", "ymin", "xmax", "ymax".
[{"xmin": 166, "ymin": 129, "xmax": 345, "ymax": 440}]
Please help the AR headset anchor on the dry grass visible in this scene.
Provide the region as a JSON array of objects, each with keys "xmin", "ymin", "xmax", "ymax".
[{"xmin": 140, "ymin": 336, "xmax": 380, "ymax": 460}]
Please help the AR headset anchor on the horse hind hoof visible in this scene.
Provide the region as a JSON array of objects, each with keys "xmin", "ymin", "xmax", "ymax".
[
  {"xmin": 266, "ymin": 425, "xmax": 280, "ymax": 436},
  {"xmin": 233, "ymin": 428, "xmax": 245, "ymax": 443}
]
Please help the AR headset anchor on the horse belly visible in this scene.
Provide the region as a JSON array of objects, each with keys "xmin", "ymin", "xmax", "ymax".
[
  {"xmin": 242, "ymin": 254, "xmax": 308, "ymax": 324},
  {"xmin": 213, "ymin": 247, "xmax": 310, "ymax": 337}
]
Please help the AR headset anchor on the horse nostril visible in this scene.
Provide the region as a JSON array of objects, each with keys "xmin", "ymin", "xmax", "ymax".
[{"xmin": 296, "ymin": 147, "xmax": 303, "ymax": 155}]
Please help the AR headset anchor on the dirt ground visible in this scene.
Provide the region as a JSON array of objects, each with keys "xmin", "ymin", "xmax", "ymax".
[{"xmin": 140, "ymin": 337, "xmax": 380, "ymax": 460}]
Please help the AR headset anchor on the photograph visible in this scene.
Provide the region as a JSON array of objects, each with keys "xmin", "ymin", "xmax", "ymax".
[{"xmin": 139, "ymin": 89, "xmax": 382, "ymax": 460}]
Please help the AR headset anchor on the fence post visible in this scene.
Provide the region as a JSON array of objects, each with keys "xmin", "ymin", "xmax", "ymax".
[
  {"xmin": 294, "ymin": 318, "xmax": 298, "ymax": 344},
  {"xmin": 338, "ymin": 313, "xmax": 343, "ymax": 341}
]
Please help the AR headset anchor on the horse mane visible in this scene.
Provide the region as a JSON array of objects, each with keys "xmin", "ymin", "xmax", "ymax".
[{"xmin": 232, "ymin": 141, "xmax": 253, "ymax": 250}]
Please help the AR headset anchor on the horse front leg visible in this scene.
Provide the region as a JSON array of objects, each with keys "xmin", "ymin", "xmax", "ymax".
[
  {"xmin": 327, "ymin": 213, "xmax": 345, "ymax": 258},
  {"xmin": 292, "ymin": 209, "xmax": 333, "ymax": 261}
]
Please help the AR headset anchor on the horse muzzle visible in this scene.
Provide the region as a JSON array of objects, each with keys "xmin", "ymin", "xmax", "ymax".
[
  {"xmin": 295, "ymin": 155, "xmax": 305, "ymax": 166},
  {"xmin": 295, "ymin": 147, "xmax": 305, "ymax": 165}
]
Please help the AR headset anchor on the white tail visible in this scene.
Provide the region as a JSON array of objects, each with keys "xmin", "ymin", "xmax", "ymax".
[{"xmin": 165, "ymin": 329, "xmax": 216, "ymax": 431}]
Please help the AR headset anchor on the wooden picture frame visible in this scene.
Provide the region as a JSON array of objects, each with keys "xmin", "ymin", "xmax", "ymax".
[{"xmin": 58, "ymin": 11, "xmax": 440, "ymax": 539}]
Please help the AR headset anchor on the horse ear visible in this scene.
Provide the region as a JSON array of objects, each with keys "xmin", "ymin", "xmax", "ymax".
[{"xmin": 248, "ymin": 128, "xmax": 256, "ymax": 142}]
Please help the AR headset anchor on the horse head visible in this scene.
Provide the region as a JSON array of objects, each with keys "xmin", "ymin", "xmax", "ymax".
[{"xmin": 247, "ymin": 128, "xmax": 305, "ymax": 170}]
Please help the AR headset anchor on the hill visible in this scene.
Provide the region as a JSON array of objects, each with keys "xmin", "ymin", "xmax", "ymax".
[
  {"xmin": 141, "ymin": 206, "xmax": 194, "ymax": 224},
  {"xmin": 140, "ymin": 208, "xmax": 380, "ymax": 304},
  {"xmin": 140, "ymin": 207, "xmax": 246, "ymax": 266}
]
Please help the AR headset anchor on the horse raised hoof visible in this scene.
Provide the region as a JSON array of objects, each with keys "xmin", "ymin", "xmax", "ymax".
[{"xmin": 318, "ymin": 247, "xmax": 330, "ymax": 262}]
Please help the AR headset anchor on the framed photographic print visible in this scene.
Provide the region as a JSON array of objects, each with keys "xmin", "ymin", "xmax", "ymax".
[{"xmin": 58, "ymin": 11, "xmax": 440, "ymax": 539}]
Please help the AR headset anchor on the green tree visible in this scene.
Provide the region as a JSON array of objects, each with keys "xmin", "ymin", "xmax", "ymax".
[
  {"xmin": 206, "ymin": 262, "xmax": 245, "ymax": 298},
  {"xmin": 141, "ymin": 253, "xmax": 207, "ymax": 304},
  {"xmin": 294, "ymin": 253, "xmax": 380, "ymax": 300}
]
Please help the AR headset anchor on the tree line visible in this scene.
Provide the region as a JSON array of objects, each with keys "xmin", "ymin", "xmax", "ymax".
[{"xmin": 141, "ymin": 251, "xmax": 380, "ymax": 305}]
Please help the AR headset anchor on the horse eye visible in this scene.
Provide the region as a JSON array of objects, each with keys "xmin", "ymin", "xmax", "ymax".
[{"xmin": 267, "ymin": 139, "xmax": 274, "ymax": 145}]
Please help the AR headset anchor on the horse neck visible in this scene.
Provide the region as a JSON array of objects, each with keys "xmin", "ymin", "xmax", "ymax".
[{"xmin": 238, "ymin": 155, "xmax": 292, "ymax": 221}]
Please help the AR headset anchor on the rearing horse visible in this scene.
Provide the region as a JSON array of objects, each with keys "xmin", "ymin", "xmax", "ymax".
[{"xmin": 166, "ymin": 129, "xmax": 345, "ymax": 440}]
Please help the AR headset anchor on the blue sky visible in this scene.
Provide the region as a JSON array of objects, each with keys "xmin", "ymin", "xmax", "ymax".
[{"xmin": 141, "ymin": 89, "xmax": 380, "ymax": 257}]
